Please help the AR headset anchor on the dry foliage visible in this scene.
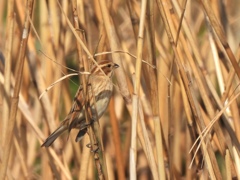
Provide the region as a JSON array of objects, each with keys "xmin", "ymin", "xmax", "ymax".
[{"xmin": 0, "ymin": 0, "xmax": 240, "ymax": 179}]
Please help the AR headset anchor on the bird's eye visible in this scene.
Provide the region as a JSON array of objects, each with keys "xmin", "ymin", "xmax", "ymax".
[{"xmin": 107, "ymin": 64, "xmax": 112, "ymax": 68}]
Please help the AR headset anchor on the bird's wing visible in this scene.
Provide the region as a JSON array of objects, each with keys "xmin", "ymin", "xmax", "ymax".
[{"xmin": 65, "ymin": 83, "xmax": 93, "ymax": 132}]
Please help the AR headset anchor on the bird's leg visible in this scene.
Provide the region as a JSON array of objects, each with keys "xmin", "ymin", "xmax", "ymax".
[{"xmin": 85, "ymin": 118, "xmax": 99, "ymax": 152}]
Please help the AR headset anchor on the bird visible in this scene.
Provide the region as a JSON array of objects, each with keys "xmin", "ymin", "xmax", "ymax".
[{"xmin": 41, "ymin": 60, "xmax": 119, "ymax": 147}]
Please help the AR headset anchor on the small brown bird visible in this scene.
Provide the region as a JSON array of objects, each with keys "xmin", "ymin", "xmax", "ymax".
[{"xmin": 41, "ymin": 60, "xmax": 119, "ymax": 147}]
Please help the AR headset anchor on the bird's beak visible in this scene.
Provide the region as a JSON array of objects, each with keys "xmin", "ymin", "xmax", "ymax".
[{"xmin": 114, "ymin": 63, "xmax": 119, "ymax": 69}]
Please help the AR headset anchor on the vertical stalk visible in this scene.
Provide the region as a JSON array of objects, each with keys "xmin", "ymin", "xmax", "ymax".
[
  {"xmin": 0, "ymin": 0, "xmax": 34, "ymax": 179},
  {"xmin": 1, "ymin": 0, "xmax": 14, "ymax": 148}
]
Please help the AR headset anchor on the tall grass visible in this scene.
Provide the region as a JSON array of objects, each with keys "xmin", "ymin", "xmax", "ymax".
[{"xmin": 0, "ymin": 0, "xmax": 240, "ymax": 179}]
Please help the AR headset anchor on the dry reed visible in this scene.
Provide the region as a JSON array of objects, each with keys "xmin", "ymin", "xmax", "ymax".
[{"xmin": 0, "ymin": 0, "xmax": 240, "ymax": 179}]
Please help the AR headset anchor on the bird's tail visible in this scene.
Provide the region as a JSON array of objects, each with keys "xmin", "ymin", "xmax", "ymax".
[{"xmin": 41, "ymin": 125, "xmax": 67, "ymax": 147}]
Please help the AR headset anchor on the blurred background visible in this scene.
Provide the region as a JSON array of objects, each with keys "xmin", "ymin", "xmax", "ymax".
[{"xmin": 0, "ymin": 0, "xmax": 240, "ymax": 179}]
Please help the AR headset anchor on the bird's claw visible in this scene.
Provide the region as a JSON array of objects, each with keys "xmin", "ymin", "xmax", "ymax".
[{"xmin": 86, "ymin": 142, "xmax": 99, "ymax": 153}]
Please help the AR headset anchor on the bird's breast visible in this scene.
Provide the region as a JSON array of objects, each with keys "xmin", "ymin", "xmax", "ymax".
[{"xmin": 90, "ymin": 79, "xmax": 113, "ymax": 119}]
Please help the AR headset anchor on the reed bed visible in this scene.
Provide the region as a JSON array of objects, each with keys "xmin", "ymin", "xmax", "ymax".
[{"xmin": 0, "ymin": 0, "xmax": 240, "ymax": 179}]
